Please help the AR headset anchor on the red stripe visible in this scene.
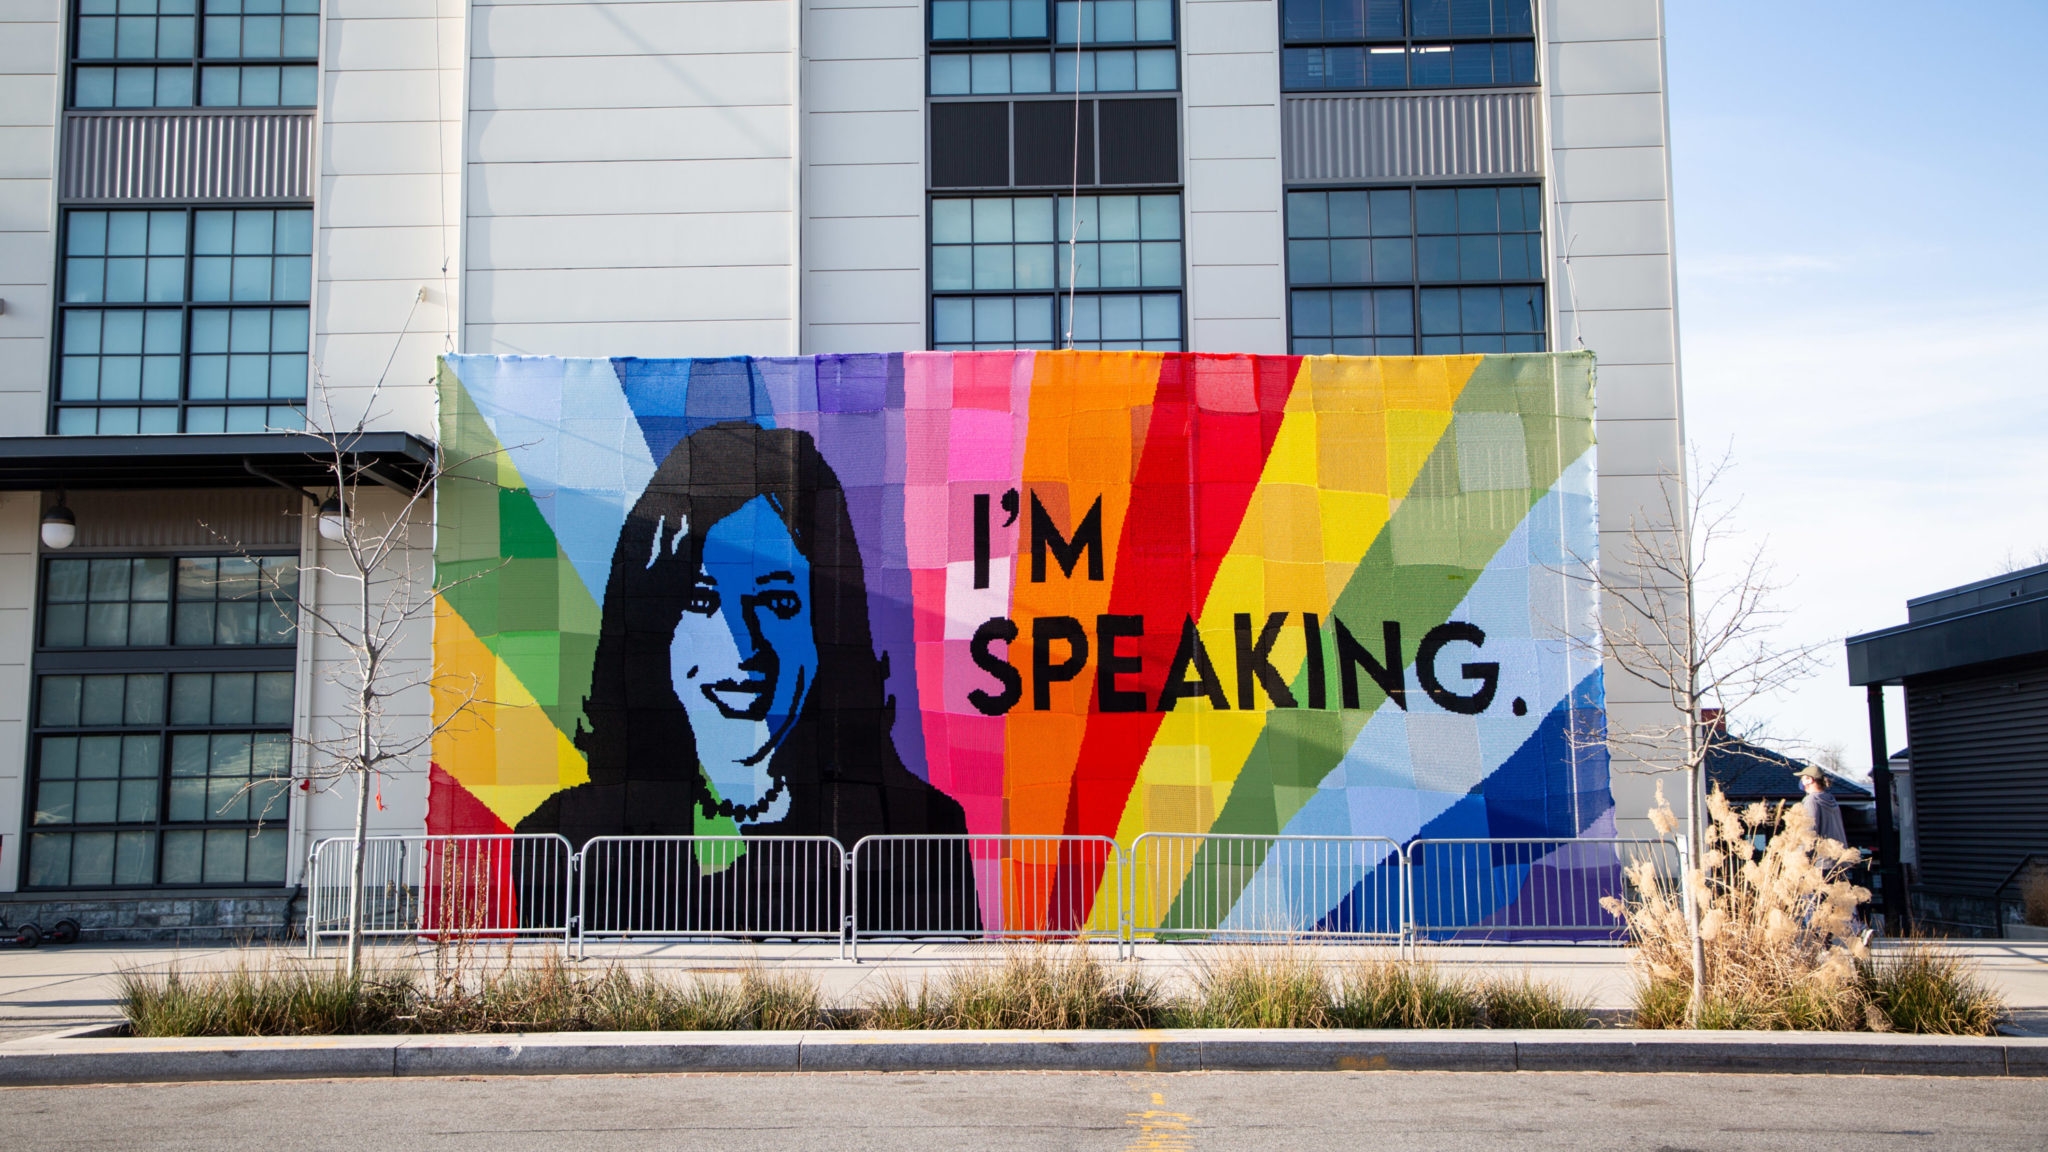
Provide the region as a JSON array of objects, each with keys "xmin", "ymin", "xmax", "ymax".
[{"xmin": 1049, "ymin": 354, "xmax": 1299, "ymax": 922}]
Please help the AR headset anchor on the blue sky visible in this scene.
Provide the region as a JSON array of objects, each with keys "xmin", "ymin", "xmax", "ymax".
[{"xmin": 1664, "ymin": 0, "xmax": 2048, "ymax": 766}]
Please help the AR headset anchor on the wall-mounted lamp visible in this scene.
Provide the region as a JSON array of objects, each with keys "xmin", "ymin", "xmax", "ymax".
[
  {"xmin": 316, "ymin": 495, "xmax": 347, "ymax": 542},
  {"xmin": 40, "ymin": 494, "xmax": 76, "ymax": 550}
]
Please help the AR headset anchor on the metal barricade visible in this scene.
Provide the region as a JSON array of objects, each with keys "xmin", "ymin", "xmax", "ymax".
[
  {"xmin": 1404, "ymin": 837, "xmax": 1677, "ymax": 945},
  {"xmin": 305, "ymin": 833, "xmax": 574, "ymax": 955},
  {"xmin": 846, "ymin": 835, "xmax": 1123, "ymax": 960},
  {"xmin": 573, "ymin": 835, "xmax": 848, "ymax": 959},
  {"xmin": 1128, "ymin": 833, "xmax": 1406, "ymax": 945}
]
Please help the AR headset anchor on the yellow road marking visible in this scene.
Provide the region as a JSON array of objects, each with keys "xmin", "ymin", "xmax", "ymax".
[{"xmin": 1121, "ymin": 1089, "xmax": 1195, "ymax": 1150}]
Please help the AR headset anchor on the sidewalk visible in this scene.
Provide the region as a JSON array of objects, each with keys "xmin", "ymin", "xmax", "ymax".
[{"xmin": 6, "ymin": 938, "xmax": 2047, "ymax": 1042}]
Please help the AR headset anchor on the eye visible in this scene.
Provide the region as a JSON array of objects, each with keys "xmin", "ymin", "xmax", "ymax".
[
  {"xmin": 683, "ymin": 586, "xmax": 719, "ymax": 616},
  {"xmin": 759, "ymin": 590, "xmax": 802, "ymax": 620}
]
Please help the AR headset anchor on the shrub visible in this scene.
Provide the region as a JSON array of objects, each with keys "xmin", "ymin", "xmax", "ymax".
[
  {"xmin": 1606, "ymin": 785, "xmax": 1872, "ymax": 1030},
  {"xmin": 120, "ymin": 956, "xmax": 829, "ymax": 1036},
  {"xmin": 121, "ymin": 962, "xmax": 415, "ymax": 1038},
  {"xmin": 1475, "ymin": 972, "xmax": 1592, "ymax": 1030},
  {"xmin": 1862, "ymin": 942, "xmax": 2005, "ymax": 1036},
  {"xmin": 1327, "ymin": 957, "xmax": 1478, "ymax": 1029},
  {"xmin": 858, "ymin": 946, "xmax": 1170, "ymax": 1030},
  {"xmin": 1177, "ymin": 946, "xmax": 1334, "ymax": 1029}
]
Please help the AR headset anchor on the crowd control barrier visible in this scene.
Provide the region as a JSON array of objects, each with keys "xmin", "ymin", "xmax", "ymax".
[
  {"xmin": 573, "ymin": 835, "xmax": 847, "ymax": 958},
  {"xmin": 1129, "ymin": 833, "xmax": 1406, "ymax": 944},
  {"xmin": 305, "ymin": 833, "xmax": 573, "ymax": 955},
  {"xmin": 845, "ymin": 835, "xmax": 1124, "ymax": 961},
  {"xmin": 303, "ymin": 833, "xmax": 1684, "ymax": 953},
  {"xmin": 1404, "ymin": 837, "xmax": 1679, "ymax": 945}
]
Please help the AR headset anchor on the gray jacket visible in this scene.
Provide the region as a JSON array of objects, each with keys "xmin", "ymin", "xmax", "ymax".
[{"xmin": 1802, "ymin": 789, "xmax": 1847, "ymax": 846}]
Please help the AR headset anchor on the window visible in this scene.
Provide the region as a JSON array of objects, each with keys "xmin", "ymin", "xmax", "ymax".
[
  {"xmin": 71, "ymin": 0, "xmax": 319, "ymax": 109},
  {"xmin": 1286, "ymin": 184, "xmax": 1545, "ymax": 354},
  {"xmin": 56, "ymin": 207, "xmax": 312, "ymax": 434},
  {"xmin": 1281, "ymin": 0, "xmax": 1534, "ymax": 92},
  {"xmin": 930, "ymin": 0, "xmax": 1178, "ymax": 96},
  {"xmin": 26, "ymin": 554, "xmax": 298, "ymax": 890},
  {"xmin": 931, "ymin": 193, "xmax": 1183, "ymax": 351}
]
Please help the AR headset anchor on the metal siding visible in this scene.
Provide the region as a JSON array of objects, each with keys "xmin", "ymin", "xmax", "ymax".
[
  {"xmin": 1904, "ymin": 659, "xmax": 2048, "ymax": 899},
  {"xmin": 68, "ymin": 489, "xmax": 301, "ymax": 549},
  {"xmin": 61, "ymin": 112, "xmax": 314, "ymax": 202},
  {"xmin": 1282, "ymin": 91, "xmax": 1543, "ymax": 183}
]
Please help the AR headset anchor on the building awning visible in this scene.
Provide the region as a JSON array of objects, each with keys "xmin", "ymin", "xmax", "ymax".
[
  {"xmin": 1846, "ymin": 592, "xmax": 2048, "ymax": 685},
  {"xmin": 0, "ymin": 433, "xmax": 437, "ymax": 493}
]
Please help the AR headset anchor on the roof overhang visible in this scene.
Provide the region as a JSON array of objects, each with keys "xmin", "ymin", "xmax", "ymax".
[
  {"xmin": 1846, "ymin": 594, "xmax": 2048, "ymax": 686},
  {"xmin": 0, "ymin": 433, "xmax": 437, "ymax": 494}
]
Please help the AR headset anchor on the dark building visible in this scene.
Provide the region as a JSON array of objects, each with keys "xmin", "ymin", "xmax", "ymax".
[{"xmin": 1847, "ymin": 562, "xmax": 2048, "ymax": 935}]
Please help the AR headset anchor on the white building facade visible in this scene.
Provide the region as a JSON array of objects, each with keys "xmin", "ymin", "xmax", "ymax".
[{"xmin": 0, "ymin": 0, "xmax": 1683, "ymax": 928}]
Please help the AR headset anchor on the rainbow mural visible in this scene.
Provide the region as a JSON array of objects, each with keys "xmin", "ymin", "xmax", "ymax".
[{"xmin": 431, "ymin": 351, "xmax": 1608, "ymax": 935}]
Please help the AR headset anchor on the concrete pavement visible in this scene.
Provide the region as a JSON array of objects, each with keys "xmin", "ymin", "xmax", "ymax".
[{"xmin": 4, "ymin": 1069, "xmax": 2046, "ymax": 1151}]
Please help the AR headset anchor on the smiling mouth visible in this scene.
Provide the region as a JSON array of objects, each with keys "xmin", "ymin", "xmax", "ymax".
[{"xmin": 702, "ymin": 679, "xmax": 773, "ymax": 722}]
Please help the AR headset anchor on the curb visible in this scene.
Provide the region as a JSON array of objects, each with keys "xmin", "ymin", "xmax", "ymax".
[{"xmin": 1, "ymin": 1029, "xmax": 2045, "ymax": 1085}]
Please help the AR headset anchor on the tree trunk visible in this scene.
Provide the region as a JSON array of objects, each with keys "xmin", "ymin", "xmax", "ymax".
[
  {"xmin": 344, "ymin": 762, "xmax": 371, "ymax": 977},
  {"xmin": 344, "ymin": 545, "xmax": 373, "ymax": 978},
  {"xmin": 1682, "ymin": 723, "xmax": 1706, "ymax": 1027}
]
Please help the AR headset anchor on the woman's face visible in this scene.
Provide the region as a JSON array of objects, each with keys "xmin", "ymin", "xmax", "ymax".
[{"xmin": 670, "ymin": 495, "xmax": 818, "ymax": 795}]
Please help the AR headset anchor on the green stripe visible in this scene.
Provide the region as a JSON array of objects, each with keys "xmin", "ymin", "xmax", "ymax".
[
  {"xmin": 1168, "ymin": 351, "xmax": 1596, "ymax": 926},
  {"xmin": 434, "ymin": 360, "xmax": 600, "ymax": 742}
]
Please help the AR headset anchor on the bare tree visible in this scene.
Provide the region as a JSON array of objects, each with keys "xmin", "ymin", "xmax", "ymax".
[
  {"xmin": 1567, "ymin": 447, "xmax": 1828, "ymax": 1022},
  {"xmin": 1995, "ymin": 544, "xmax": 2048, "ymax": 575},
  {"xmin": 242, "ymin": 379, "xmax": 502, "ymax": 977}
]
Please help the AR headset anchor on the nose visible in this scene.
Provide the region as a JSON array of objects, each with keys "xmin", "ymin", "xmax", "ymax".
[{"xmin": 736, "ymin": 595, "xmax": 775, "ymax": 673}]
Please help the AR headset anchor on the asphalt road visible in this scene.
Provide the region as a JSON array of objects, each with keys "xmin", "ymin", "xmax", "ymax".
[{"xmin": 3, "ymin": 1070, "xmax": 2044, "ymax": 1151}]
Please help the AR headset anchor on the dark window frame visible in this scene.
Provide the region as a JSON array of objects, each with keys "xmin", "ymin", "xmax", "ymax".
[
  {"xmin": 48, "ymin": 203, "xmax": 314, "ymax": 435},
  {"xmin": 23, "ymin": 550, "xmax": 301, "ymax": 891},
  {"xmin": 927, "ymin": 96, "xmax": 1183, "ymax": 191},
  {"xmin": 1278, "ymin": 0, "xmax": 1538, "ymax": 93},
  {"xmin": 927, "ymin": 190, "xmax": 1189, "ymax": 352},
  {"xmin": 1281, "ymin": 179, "xmax": 1549, "ymax": 356},
  {"xmin": 67, "ymin": 0, "xmax": 321, "ymax": 111}
]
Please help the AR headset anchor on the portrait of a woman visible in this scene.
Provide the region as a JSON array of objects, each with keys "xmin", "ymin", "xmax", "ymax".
[{"xmin": 517, "ymin": 420, "xmax": 975, "ymax": 934}]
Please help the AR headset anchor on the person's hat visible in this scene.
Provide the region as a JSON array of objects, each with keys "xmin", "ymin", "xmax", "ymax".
[{"xmin": 1796, "ymin": 763, "xmax": 1827, "ymax": 784}]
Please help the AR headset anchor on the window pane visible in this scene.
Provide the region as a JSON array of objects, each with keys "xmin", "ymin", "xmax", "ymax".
[
  {"xmin": 1289, "ymin": 240, "xmax": 1329, "ymax": 285},
  {"xmin": 77, "ymin": 668, "xmax": 125, "ymax": 721},
  {"xmin": 247, "ymin": 828, "xmax": 287, "ymax": 882},
  {"xmin": 40, "ymin": 677, "xmax": 83, "ymax": 727},
  {"xmin": 212, "ymin": 671, "xmax": 255, "ymax": 724},
  {"xmin": 28, "ymin": 834, "xmax": 72, "ymax": 887},
  {"xmin": 162, "ymin": 829, "xmax": 203, "ymax": 883},
  {"xmin": 115, "ymin": 831, "xmax": 156, "ymax": 885},
  {"xmin": 68, "ymin": 832, "xmax": 115, "ymax": 885},
  {"xmin": 203, "ymin": 829, "xmax": 245, "ymax": 882}
]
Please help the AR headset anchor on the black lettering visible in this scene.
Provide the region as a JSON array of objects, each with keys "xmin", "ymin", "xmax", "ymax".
[
  {"xmin": 1335, "ymin": 618, "xmax": 1406, "ymax": 711},
  {"xmin": 1303, "ymin": 613, "xmax": 1327, "ymax": 710},
  {"xmin": 1156, "ymin": 615, "xmax": 1228, "ymax": 711},
  {"xmin": 1234, "ymin": 611, "xmax": 1296, "ymax": 710},
  {"xmin": 1031, "ymin": 492, "xmax": 1104, "ymax": 582},
  {"xmin": 973, "ymin": 493, "xmax": 992, "ymax": 590},
  {"xmin": 1096, "ymin": 614, "xmax": 1146, "ymax": 713},
  {"xmin": 967, "ymin": 616, "xmax": 1021, "ymax": 716},
  {"xmin": 1032, "ymin": 615, "xmax": 1090, "ymax": 710},
  {"xmin": 1416, "ymin": 621, "xmax": 1498, "ymax": 715}
]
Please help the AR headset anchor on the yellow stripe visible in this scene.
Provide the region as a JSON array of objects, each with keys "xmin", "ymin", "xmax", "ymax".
[
  {"xmin": 433, "ymin": 600, "xmax": 591, "ymax": 828},
  {"xmin": 1109, "ymin": 355, "xmax": 1481, "ymax": 926}
]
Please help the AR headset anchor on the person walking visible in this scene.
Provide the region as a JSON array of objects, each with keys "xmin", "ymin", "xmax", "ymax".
[{"xmin": 1798, "ymin": 763, "xmax": 1849, "ymax": 846}]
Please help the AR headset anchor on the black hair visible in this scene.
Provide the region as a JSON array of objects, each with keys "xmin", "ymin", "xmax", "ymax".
[{"xmin": 574, "ymin": 421, "xmax": 898, "ymax": 808}]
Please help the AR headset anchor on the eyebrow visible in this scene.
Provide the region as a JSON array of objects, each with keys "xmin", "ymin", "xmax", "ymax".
[{"xmin": 756, "ymin": 571, "xmax": 796, "ymax": 585}]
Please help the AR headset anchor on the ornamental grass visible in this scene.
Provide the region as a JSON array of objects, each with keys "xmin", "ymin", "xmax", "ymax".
[
  {"xmin": 121, "ymin": 954, "xmax": 829, "ymax": 1037},
  {"xmin": 1610, "ymin": 786, "xmax": 2004, "ymax": 1035},
  {"xmin": 857, "ymin": 946, "xmax": 1172, "ymax": 1030}
]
